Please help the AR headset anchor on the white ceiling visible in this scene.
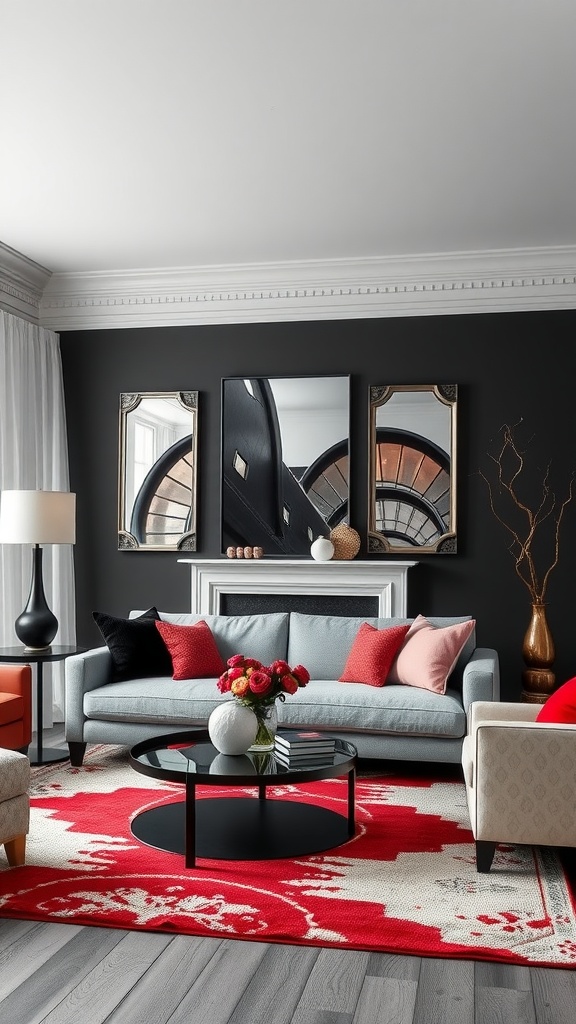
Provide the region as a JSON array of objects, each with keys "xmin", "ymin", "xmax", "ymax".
[{"xmin": 2, "ymin": 0, "xmax": 576, "ymax": 279}]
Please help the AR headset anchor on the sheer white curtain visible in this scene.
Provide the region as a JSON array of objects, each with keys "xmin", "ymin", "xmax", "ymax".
[{"xmin": 0, "ymin": 310, "xmax": 76, "ymax": 724}]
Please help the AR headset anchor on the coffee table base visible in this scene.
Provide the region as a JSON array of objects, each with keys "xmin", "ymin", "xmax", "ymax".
[{"xmin": 131, "ymin": 796, "xmax": 353, "ymax": 864}]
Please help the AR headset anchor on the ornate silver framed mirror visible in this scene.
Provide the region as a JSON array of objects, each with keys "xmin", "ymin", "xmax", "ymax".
[
  {"xmin": 368, "ymin": 384, "xmax": 457, "ymax": 554},
  {"xmin": 118, "ymin": 391, "xmax": 198, "ymax": 551}
]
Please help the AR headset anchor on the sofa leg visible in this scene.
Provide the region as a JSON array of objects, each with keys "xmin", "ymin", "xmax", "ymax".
[
  {"xmin": 68, "ymin": 741, "xmax": 87, "ymax": 767},
  {"xmin": 4, "ymin": 834, "xmax": 26, "ymax": 867},
  {"xmin": 476, "ymin": 840, "xmax": 497, "ymax": 873}
]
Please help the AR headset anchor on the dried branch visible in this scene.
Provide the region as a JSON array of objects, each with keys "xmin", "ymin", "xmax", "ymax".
[{"xmin": 479, "ymin": 422, "xmax": 574, "ymax": 604}]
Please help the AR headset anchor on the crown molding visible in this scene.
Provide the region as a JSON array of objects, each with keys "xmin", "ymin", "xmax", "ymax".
[
  {"xmin": 38, "ymin": 245, "xmax": 576, "ymax": 331},
  {"xmin": 0, "ymin": 242, "xmax": 51, "ymax": 325},
  {"xmin": 2, "ymin": 243, "xmax": 575, "ymax": 331}
]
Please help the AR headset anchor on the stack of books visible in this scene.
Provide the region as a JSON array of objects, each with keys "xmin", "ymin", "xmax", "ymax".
[{"xmin": 274, "ymin": 729, "xmax": 336, "ymax": 767}]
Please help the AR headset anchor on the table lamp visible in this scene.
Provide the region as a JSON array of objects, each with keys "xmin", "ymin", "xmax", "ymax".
[{"xmin": 0, "ymin": 490, "xmax": 76, "ymax": 650}]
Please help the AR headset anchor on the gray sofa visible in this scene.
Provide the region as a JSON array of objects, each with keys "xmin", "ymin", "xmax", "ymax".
[{"xmin": 65, "ymin": 611, "xmax": 499, "ymax": 765}]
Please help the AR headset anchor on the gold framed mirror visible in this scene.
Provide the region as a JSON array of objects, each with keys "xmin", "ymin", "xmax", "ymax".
[
  {"xmin": 118, "ymin": 391, "xmax": 198, "ymax": 551},
  {"xmin": 368, "ymin": 384, "xmax": 457, "ymax": 554}
]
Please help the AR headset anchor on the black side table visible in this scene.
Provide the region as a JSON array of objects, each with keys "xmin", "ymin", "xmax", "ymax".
[{"xmin": 0, "ymin": 645, "xmax": 86, "ymax": 766}]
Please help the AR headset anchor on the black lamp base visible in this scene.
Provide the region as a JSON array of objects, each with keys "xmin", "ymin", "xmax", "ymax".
[{"xmin": 15, "ymin": 545, "xmax": 58, "ymax": 650}]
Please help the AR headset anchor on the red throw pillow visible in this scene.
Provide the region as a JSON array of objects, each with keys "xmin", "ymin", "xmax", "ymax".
[
  {"xmin": 339, "ymin": 622, "xmax": 411, "ymax": 687},
  {"xmin": 536, "ymin": 676, "xmax": 576, "ymax": 724},
  {"xmin": 155, "ymin": 620, "xmax": 226, "ymax": 680}
]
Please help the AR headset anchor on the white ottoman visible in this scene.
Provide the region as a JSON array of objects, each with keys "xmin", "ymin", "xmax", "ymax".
[{"xmin": 0, "ymin": 748, "xmax": 31, "ymax": 866}]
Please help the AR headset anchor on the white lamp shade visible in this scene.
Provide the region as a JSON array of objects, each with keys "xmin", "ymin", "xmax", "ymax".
[{"xmin": 0, "ymin": 490, "xmax": 76, "ymax": 544}]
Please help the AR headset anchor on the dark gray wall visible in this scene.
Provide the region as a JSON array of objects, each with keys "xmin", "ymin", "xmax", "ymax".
[{"xmin": 59, "ymin": 310, "xmax": 576, "ymax": 700}]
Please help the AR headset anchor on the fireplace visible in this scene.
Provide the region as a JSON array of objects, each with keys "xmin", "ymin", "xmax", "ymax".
[{"xmin": 178, "ymin": 559, "xmax": 416, "ymax": 617}]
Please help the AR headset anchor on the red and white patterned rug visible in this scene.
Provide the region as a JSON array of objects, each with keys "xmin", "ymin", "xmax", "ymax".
[{"xmin": 1, "ymin": 745, "xmax": 575, "ymax": 967}]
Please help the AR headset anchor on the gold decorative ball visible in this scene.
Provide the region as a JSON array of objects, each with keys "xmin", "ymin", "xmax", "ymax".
[{"xmin": 329, "ymin": 524, "xmax": 361, "ymax": 560}]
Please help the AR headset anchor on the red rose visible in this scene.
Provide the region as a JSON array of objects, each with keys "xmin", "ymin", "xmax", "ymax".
[
  {"xmin": 249, "ymin": 670, "xmax": 273, "ymax": 695},
  {"xmin": 227, "ymin": 654, "xmax": 246, "ymax": 668},
  {"xmin": 280, "ymin": 673, "xmax": 298, "ymax": 694},
  {"xmin": 292, "ymin": 664, "xmax": 310, "ymax": 687},
  {"xmin": 244, "ymin": 658, "xmax": 263, "ymax": 671},
  {"xmin": 217, "ymin": 673, "xmax": 232, "ymax": 693},
  {"xmin": 270, "ymin": 659, "xmax": 290, "ymax": 677}
]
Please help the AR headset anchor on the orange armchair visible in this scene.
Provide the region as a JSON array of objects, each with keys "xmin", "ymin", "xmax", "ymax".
[{"xmin": 0, "ymin": 665, "xmax": 32, "ymax": 753}]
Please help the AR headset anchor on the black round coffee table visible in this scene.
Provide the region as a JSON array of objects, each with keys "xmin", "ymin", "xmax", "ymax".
[{"xmin": 129, "ymin": 729, "xmax": 357, "ymax": 868}]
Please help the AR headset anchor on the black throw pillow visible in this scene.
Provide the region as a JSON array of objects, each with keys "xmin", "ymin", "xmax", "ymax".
[{"xmin": 92, "ymin": 606, "xmax": 173, "ymax": 681}]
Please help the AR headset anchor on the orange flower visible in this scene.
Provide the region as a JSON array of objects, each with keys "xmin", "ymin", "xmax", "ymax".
[{"xmin": 231, "ymin": 676, "xmax": 250, "ymax": 697}]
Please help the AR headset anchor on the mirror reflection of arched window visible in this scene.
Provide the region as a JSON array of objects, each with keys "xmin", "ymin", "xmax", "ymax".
[
  {"xmin": 130, "ymin": 435, "xmax": 195, "ymax": 546},
  {"xmin": 118, "ymin": 391, "xmax": 198, "ymax": 551},
  {"xmin": 368, "ymin": 384, "xmax": 457, "ymax": 554},
  {"xmin": 300, "ymin": 440, "xmax": 349, "ymax": 528},
  {"xmin": 374, "ymin": 428, "xmax": 450, "ymax": 547}
]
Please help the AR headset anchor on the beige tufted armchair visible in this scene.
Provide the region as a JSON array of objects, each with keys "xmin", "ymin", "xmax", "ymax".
[
  {"xmin": 0, "ymin": 748, "xmax": 31, "ymax": 866},
  {"xmin": 461, "ymin": 700, "xmax": 576, "ymax": 872}
]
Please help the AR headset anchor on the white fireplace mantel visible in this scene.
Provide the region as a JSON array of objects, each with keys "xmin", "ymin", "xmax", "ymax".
[{"xmin": 178, "ymin": 558, "xmax": 417, "ymax": 618}]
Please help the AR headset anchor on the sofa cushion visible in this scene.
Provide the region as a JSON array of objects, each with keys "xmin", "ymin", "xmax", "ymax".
[
  {"xmin": 387, "ymin": 615, "xmax": 476, "ymax": 694},
  {"xmin": 82, "ymin": 676, "xmax": 466, "ymax": 739},
  {"xmin": 94, "ymin": 607, "xmax": 173, "ymax": 682},
  {"xmin": 140, "ymin": 611, "xmax": 290, "ymax": 667},
  {"xmin": 338, "ymin": 622, "xmax": 411, "ymax": 687},
  {"xmin": 84, "ymin": 677, "xmax": 229, "ymax": 725},
  {"xmin": 276, "ymin": 679, "xmax": 466, "ymax": 739},
  {"xmin": 287, "ymin": 613, "xmax": 383, "ymax": 679},
  {"xmin": 155, "ymin": 620, "xmax": 226, "ymax": 680}
]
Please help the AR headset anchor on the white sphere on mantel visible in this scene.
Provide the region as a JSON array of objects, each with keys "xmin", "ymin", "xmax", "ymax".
[
  {"xmin": 208, "ymin": 702, "xmax": 258, "ymax": 755},
  {"xmin": 310, "ymin": 535, "xmax": 334, "ymax": 561}
]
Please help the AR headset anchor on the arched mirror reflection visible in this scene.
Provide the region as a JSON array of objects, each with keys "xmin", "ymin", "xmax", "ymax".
[
  {"xmin": 221, "ymin": 375, "xmax": 350, "ymax": 555},
  {"xmin": 368, "ymin": 384, "xmax": 457, "ymax": 554},
  {"xmin": 118, "ymin": 391, "xmax": 198, "ymax": 550}
]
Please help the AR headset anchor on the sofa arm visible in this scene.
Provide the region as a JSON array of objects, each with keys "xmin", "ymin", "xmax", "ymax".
[
  {"xmin": 461, "ymin": 648, "xmax": 500, "ymax": 712},
  {"xmin": 65, "ymin": 647, "xmax": 113, "ymax": 742},
  {"xmin": 0, "ymin": 664, "xmax": 32, "ymax": 746},
  {"xmin": 468, "ymin": 700, "xmax": 538, "ymax": 733},
  {"xmin": 472, "ymin": 717, "xmax": 576, "ymax": 846}
]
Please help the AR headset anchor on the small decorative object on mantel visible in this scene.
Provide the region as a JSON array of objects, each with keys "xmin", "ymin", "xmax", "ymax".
[
  {"xmin": 226, "ymin": 545, "xmax": 262, "ymax": 559},
  {"xmin": 310, "ymin": 535, "xmax": 334, "ymax": 561},
  {"xmin": 480, "ymin": 420, "xmax": 574, "ymax": 703},
  {"xmin": 329, "ymin": 523, "xmax": 361, "ymax": 560},
  {"xmin": 217, "ymin": 655, "xmax": 310, "ymax": 751}
]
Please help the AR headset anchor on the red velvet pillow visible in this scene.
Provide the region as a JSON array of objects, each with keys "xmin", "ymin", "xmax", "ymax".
[
  {"xmin": 155, "ymin": 620, "xmax": 226, "ymax": 680},
  {"xmin": 339, "ymin": 622, "xmax": 411, "ymax": 687},
  {"xmin": 536, "ymin": 676, "xmax": 576, "ymax": 724}
]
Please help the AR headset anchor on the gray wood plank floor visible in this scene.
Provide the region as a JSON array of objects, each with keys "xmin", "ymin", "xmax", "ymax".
[{"xmin": 1, "ymin": 727, "xmax": 575, "ymax": 1024}]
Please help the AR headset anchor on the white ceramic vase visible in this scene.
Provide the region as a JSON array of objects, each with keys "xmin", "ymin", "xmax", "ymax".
[
  {"xmin": 208, "ymin": 701, "xmax": 259, "ymax": 754},
  {"xmin": 310, "ymin": 535, "xmax": 334, "ymax": 561}
]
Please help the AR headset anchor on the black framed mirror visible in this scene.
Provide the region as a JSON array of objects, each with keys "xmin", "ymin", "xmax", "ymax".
[
  {"xmin": 118, "ymin": 391, "xmax": 198, "ymax": 550},
  {"xmin": 368, "ymin": 384, "xmax": 457, "ymax": 554},
  {"xmin": 221, "ymin": 376, "xmax": 350, "ymax": 556}
]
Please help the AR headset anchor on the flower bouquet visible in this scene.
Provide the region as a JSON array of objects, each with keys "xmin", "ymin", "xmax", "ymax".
[{"xmin": 217, "ymin": 655, "xmax": 310, "ymax": 751}]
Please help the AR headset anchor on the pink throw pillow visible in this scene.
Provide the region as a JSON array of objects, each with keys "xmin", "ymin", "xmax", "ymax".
[
  {"xmin": 387, "ymin": 615, "xmax": 476, "ymax": 694},
  {"xmin": 155, "ymin": 620, "xmax": 226, "ymax": 680},
  {"xmin": 536, "ymin": 676, "xmax": 576, "ymax": 724},
  {"xmin": 339, "ymin": 622, "xmax": 411, "ymax": 687}
]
